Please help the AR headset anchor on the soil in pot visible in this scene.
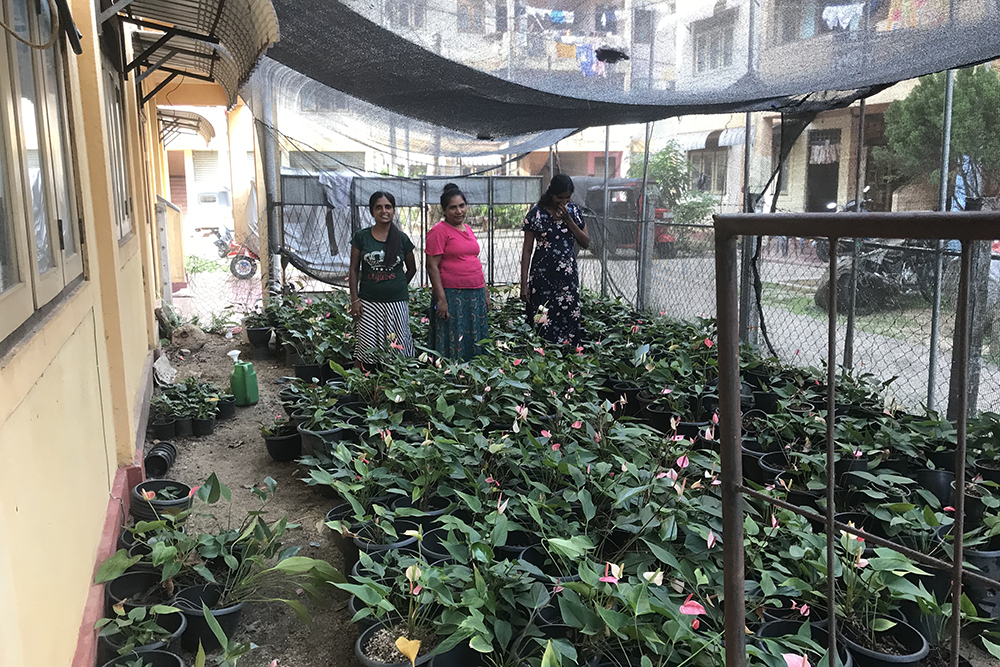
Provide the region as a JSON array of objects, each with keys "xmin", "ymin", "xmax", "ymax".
[
  {"xmin": 130, "ymin": 480, "xmax": 193, "ymax": 522},
  {"xmin": 922, "ymin": 646, "xmax": 973, "ymax": 667},
  {"xmin": 353, "ymin": 519, "xmax": 421, "ymax": 554},
  {"xmin": 105, "ymin": 571, "xmax": 174, "ymax": 615},
  {"xmin": 840, "ymin": 618, "xmax": 929, "ymax": 667},
  {"xmin": 358, "ymin": 621, "xmax": 439, "ymax": 666}
]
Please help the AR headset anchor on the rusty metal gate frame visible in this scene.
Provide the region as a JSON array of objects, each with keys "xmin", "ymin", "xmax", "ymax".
[{"xmin": 714, "ymin": 211, "xmax": 1000, "ymax": 667}]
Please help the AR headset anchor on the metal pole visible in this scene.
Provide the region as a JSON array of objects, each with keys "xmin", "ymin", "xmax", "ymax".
[
  {"xmin": 488, "ymin": 176, "xmax": 495, "ymax": 286},
  {"xmin": 715, "ymin": 223, "xmax": 745, "ymax": 667},
  {"xmin": 928, "ymin": 69, "xmax": 954, "ymax": 410},
  {"xmin": 844, "ymin": 98, "xmax": 865, "ymax": 369},
  {"xmin": 601, "ymin": 126, "xmax": 611, "ymax": 298},
  {"xmin": 636, "ymin": 122, "xmax": 653, "ymax": 310},
  {"xmin": 950, "ymin": 240, "xmax": 972, "ymax": 667},
  {"xmin": 548, "ymin": 145, "xmax": 554, "ymax": 185},
  {"xmin": 825, "ymin": 237, "xmax": 840, "ymax": 667},
  {"xmin": 738, "ymin": 112, "xmax": 755, "ymax": 344}
]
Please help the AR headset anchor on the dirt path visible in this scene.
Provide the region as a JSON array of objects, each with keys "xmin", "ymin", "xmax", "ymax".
[{"xmin": 149, "ymin": 335, "xmax": 356, "ymax": 667}]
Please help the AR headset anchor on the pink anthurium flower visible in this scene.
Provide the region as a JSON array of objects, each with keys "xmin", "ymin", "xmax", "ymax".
[
  {"xmin": 783, "ymin": 655, "xmax": 810, "ymax": 667},
  {"xmin": 497, "ymin": 496, "xmax": 508, "ymax": 515},
  {"xmin": 799, "ymin": 604, "xmax": 810, "ymax": 617},
  {"xmin": 677, "ymin": 455, "xmax": 690, "ymax": 469},
  {"xmin": 665, "ymin": 469, "xmax": 679, "ymax": 481},
  {"xmin": 515, "ymin": 404, "xmax": 528, "ymax": 420},
  {"xmin": 571, "ymin": 421, "xmax": 582, "ymax": 429},
  {"xmin": 553, "ymin": 585, "xmax": 564, "ymax": 594},
  {"xmin": 712, "ymin": 412, "xmax": 719, "ymax": 424},
  {"xmin": 513, "ymin": 359, "xmax": 523, "ymax": 366},
  {"xmin": 679, "ymin": 594, "xmax": 706, "ymax": 628},
  {"xmin": 541, "ymin": 430, "xmax": 552, "ymax": 438},
  {"xmin": 707, "ymin": 531, "xmax": 717, "ymax": 549},
  {"xmin": 662, "ymin": 387, "xmax": 672, "ymax": 394},
  {"xmin": 141, "ymin": 489, "xmax": 156, "ymax": 501},
  {"xmin": 552, "ymin": 443, "xmax": 561, "ymax": 452},
  {"xmin": 704, "ymin": 338, "xmax": 713, "ymax": 348},
  {"xmin": 269, "ymin": 661, "xmax": 279, "ymax": 667},
  {"xmin": 187, "ymin": 486, "xmax": 200, "ymax": 498},
  {"xmin": 656, "ymin": 471, "xmax": 668, "ymax": 479},
  {"xmin": 599, "ymin": 562, "xmax": 623, "ymax": 585}
]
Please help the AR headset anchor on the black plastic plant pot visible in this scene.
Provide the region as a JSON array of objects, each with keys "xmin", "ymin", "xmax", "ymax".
[
  {"xmin": 755, "ymin": 620, "xmax": 849, "ymax": 667},
  {"xmin": 130, "ymin": 480, "xmax": 193, "ymax": 522},
  {"xmin": 519, "ymin": 545, "xmax": 580, "ymax": 583},
  {"xmin": 643, "ymin": 404, "xmax": 678, "ymax": 434},
  {"xmin": 174, "ymin": 584, "xmax": 245, "ymax": 653},
  {"xmin": 353, "ymin": 519, "xmax": 421, "ymax": 556},
  {"xmin": 757, "ymin": 451, "xmax": 789, "ymax": 485},
  {"xmin": 144, "ymin": 442, "xmax": 178, "ymax": 478},
  {"xmin": 495, "ymin": 530, "xmax": 541, "ymax": 560},
  {"xmin": 355, "ymin": 621, "xmax": 436, "ymax": 667},
  {"xmin": 174, "ymin": 417, "xmax": 194, "ymax": 438},
  {"xmin": 97, "ymin": 610, "xmax": 187, "ymax": 665},
  {"xmin": 937, "ymin": 526, "xmax": 1000, "ymax": 610},
  {"xmin": 264, "ymin": 431, "xmax": 302, "ymax": 462},
  {"xmin": 348, "ymin": 593, "xmax": 382, "ymax": 632},
  {"xmin": 245, "ymin": 326, "xmax": 273, "ymax": 347},
  {"xmin": 251, "ymin": 344, "xmax": 270, "ymax": 360},
  {"xmin": 100, "ymin": 649, "xmax": 185, "ymax": 667},
  {"xmin": 916, "ymin": 468, "xmax": 954, "ymax": 507},
  {"xmin": 389, "ymin": 495, "xmax": 453, "ymax": 528},
  {"xmin": 150, "ymin": 419, "xmax": 176, "ymax": 440},
  {"xmin": 216, "ymin": 399, "xmax": 237, "ymax": 420},
  {"xmin": 415, "ymin": 528, "xmax": 453, "ymax": 563},
  {"xmin": 753, "ymin": 391, "xmax": 781, "ymax": 415},
  {"xmin": 975, "ymin": 458, "xmax": 1000, "ymax": 484},
  {"xmin": 192, "ymin": 417, "xmax": 216, "ymax": 437},
  {"xmin": 676, "ymin": 420, "xmax": 710, "ymax": 439},
  {"xmin": 951, "ymin": 481, "xmax": 987, "ymax": 526},
  {"xmin": 105, "ymin": 571, "xmax": 171, "ymax": 615},
  {"xmin": 775, "ymin": 472, "xmax": 822, "ymax": 511},
  {"xmin": 839, "ymin": 618, "xmax": 929, "ymax": 667},
  {"xmin": 928, "ymin": 448, "xmax": 957, "ymax": 472},
  {"xmin": 294, "ymin": 363, "xmax": 324, "ymax": 382},
  {"xmin": 298, "ymin": 423, "xmax": 344, "ymax": 458},
  {"xmin": 612, "ymin": 382, "xmax": 643, "ymax": 417}
]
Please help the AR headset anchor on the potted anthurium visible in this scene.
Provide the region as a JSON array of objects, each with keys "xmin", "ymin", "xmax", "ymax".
[
  {"xmin": 835, "ymin": 531, "xmax": 931, "ymax": 667},
  {"xmin": 170, "ymin": 474, "xmax": 345, "ymax": 651},
  {"xmin": 95, "ymin": 604, "xmax": 186, "ymax": 664},
  {"xmin": 260, "ymin": 414, "xmax": 301, "ymax": 462}
]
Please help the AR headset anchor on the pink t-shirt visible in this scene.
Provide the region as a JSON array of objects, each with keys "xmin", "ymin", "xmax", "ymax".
[{"xmin": 425, "ymin": 221, "xmax": 485, "ymax": 289}]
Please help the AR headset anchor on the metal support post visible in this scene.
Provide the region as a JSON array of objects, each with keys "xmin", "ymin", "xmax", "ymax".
[
  {"xmin": 929, "ymin": 69, "xmax": 954, "ymax": 410},
  {"xmin": 636, "ymin": 122, "xmax": 653, "ymax": 310},
  {"xmin": 715, "ymin": 225, "xmax": 745, "ymax": 667},
  {"xmin": 738, "ymin": 111, "xmax": 756, "ymax": 344},
  {"xmin": 601, "ymin": 126, "xmax": 610, "ymax": 298},
  {"xmin": 844, "ymin": 99, "xmax": 865, "ymax": 369}
]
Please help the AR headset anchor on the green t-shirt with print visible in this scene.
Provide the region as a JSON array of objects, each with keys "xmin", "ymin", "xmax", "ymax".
[{"xmin": 352, "ymin": 227, "xmax": 415, "ymax": 303}]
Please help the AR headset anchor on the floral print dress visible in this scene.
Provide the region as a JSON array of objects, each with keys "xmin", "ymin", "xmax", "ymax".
[{"xmin": 523, "ymin": 202, "xmax": 585, "ymax": 344}]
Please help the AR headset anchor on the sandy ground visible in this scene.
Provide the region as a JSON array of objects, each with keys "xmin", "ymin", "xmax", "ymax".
[{"xmin": 148, "ymin": 335, "xmax": 357, "ymax": 667}]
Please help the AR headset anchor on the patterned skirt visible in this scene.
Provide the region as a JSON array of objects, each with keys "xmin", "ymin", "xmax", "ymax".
[
  {"xmin": 353, "ymin": 299, "xmax": 415, "ymax": 364},
  {"xmin": 429, "ymin": 287, "xmax": 488, "ymax": 361}
]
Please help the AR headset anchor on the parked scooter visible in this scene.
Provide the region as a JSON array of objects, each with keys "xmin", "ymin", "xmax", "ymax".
[{"xmin": 195, "ymin": 226, "xmax": 260, "ymax": 279}]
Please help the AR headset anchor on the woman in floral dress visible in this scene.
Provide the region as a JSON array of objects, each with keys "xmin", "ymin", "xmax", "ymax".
[{"xmin": 519, "ymin": 174, "xmax": 590, "ymax": 344}]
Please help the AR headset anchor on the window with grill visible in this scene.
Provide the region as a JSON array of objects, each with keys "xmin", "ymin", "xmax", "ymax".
[
  {"xmin": 689, "ymin": 148, "xmax": 728, "ymax": 194},
  {"xmin": 390, "ymin": 0, "xmax": 426, "ymax": 28},
  {"xmin": 458, "ymin": 0, "xmax": 485, "ymax": 32},
  {"xmin": 693, "ymin": 20, "xmax": 734, "ymax": 73}
]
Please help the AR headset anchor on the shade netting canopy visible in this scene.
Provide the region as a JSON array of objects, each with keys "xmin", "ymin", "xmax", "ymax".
[{"xmin": 253, "ymin": 0, "xmax": 1000, "ymax": 140}]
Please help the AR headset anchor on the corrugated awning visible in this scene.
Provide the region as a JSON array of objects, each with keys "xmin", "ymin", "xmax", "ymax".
[
  {"xmin": 157, "ymin": 107, "xmax": 215, "ymax": 145},
  {"xmin": 105, "ymin": 0, "xmax": 278, "ymax": 108},
  {"xmin": 673, "ymin": 131, "xmax": 712, "ymax": 152},
  {"xmin": 719, "ymin": 127, "xmax": 747, "ymax": 147}
]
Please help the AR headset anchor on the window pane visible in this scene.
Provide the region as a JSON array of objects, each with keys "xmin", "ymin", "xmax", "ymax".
[
  {"xmin": 41, "ymin": 32, "xmax": 74, "ymax": 255},
  {"xmin": 14, "ymin": 0, "xmax": 54, "ymax": 273},
  {"xmin": 0, "ymin": 127, "xmax": 17, "ymax": 293}
]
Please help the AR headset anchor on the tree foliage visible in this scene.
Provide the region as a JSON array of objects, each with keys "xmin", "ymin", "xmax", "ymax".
[
  {"xmin": 628, "ymin": 140, "xmax": 689, "ymax": 208},
  {"xmin": 874, "ymin": 66, "xmax": 1000, "ymax": 200}
]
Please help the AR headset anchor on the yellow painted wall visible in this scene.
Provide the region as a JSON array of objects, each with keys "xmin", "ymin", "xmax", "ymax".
[
  {"xmin": 0, "ymin": 291, "xmax": 115, "ymax": 667},
  {"xmin": 166, "ymin": 204, "xmax": 186, "ymax": 285},
  {"xmin": 119, "ymin": 249, "xmax": 151, "ymax": 414},
  {"xmin": 228, "ymin": 100, "xmax": 255, "ymax": 244}
]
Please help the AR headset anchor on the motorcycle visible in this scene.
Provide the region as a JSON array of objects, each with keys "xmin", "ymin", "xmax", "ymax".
[{"xmin": 195, "ymin": 226, "xmax": 260, "ymax": 280}]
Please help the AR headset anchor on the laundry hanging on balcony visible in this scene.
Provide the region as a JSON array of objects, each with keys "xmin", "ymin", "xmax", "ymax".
[{"xmin": 822, "ymin": 3, "xmax": 866, "ymax": 30}]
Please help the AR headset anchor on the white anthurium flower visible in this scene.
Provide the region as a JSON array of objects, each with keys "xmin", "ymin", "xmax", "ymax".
[
  {"xmin": 642, "ymin": 570, "xmax": 664, "ymax": 586},
  {"xmin": 405, "ymin": 565, "xmax": 422, "ymax": 582}
]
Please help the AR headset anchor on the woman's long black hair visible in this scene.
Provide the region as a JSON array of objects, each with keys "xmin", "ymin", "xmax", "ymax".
[
  {"xmin": 539, "ymin": 173, "xmax": 575, "ymax": 208},
  {"xmin": 369, "ymin": 191, "xmax": 401, "ymax": 265}
]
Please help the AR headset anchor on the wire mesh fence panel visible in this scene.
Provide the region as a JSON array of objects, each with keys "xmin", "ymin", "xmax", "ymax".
[{"xmin": 644, "ymin": 223, "xmax": 718, "ymax": 320}]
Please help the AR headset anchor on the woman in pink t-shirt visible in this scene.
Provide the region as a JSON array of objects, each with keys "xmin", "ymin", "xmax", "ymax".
[{"xmin": 426, "ymin": 184, "xmax": 489, "ymax": 360}]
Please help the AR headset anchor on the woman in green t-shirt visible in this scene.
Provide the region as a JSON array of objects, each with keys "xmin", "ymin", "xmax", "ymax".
[{"xmin": 348, "ymin": 191, "xmax": 417, "ymax": 368}]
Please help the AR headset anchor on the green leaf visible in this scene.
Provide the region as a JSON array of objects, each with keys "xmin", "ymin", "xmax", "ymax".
[
  {"xmin": 541, "ymin": 640, "xmax": 561, "ymax": 667},
  {"xmin": 201, "ymin": 600, "xmax": 230, "ymax": 651},
  {"xmin": 981, "ymin": 638, "xmax": 1000, "ymax": 661},
  {"xmin": 547, "ymin": 536, "xmax": 595, "ymax": 560},
  {"xmin": 614, "ymin": 485, "xmax": 648, "ymax": 507},
  {"xmin": 494, "ymin": 619, "xmax": 512, "ymax": 649},
  {"xmin": 281, "ymin": 598, "xmax": 312, "ymax": 623},
  {"xmin": 272, "ymin": 556, "xmax": 321, "ymax": 574},
  {"xmin": 760, "ymin": 571, "xmax": 776, "ymax": 597},
  {"xmin": 195, "ymin": 642, "xmax": 207, "ymax": 667},
  {"xmin": 469, "ymin": 634, "xmax": 494, "ymax": 653},
  {"xmin": 873, "ymin": 617, "xmax": 897, "ymax": 632},
  {"xmin": 94, "ymin": 550, "xmax": 142, "ymax": 584}
]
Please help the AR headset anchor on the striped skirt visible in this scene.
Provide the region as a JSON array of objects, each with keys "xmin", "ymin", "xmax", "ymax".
[{"xmin": 353, "ymin": 299, "xmax": 415, "ymax": 364}]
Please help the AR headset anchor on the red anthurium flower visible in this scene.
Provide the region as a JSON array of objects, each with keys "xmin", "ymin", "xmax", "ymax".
[
  {"xmin": 679, "ymin": 594, "xmax": 706, "ymax": 616},
  {"xmin": 571, "ymin": 421, "xmax": 582, "ymax": 429},
  {"xmin": 552, "ymin": 443, "xmax": 561, "ymax": 452},
  {"xmin": 704, "ymin": 338, "xmax": 713, "ymax": 348}
]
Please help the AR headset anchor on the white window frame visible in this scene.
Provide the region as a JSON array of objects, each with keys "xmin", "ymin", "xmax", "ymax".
[
  {"xmin": 693, "ymin": 21, "xmax": 734, "ymax": 74},
  {"xmin": 689, "ymin": 148, "xmax": 728, "ymax": 194},
  {"xmin": 102, "ymin": 53, "xmax": 132, "ymax": 242}
]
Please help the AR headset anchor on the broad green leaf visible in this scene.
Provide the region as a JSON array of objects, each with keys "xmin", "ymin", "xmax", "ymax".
[
  {"xmin": 873, "ymin": 617, "xmax": 897, "ymax": 632},
  {"xmin": 94, "ymin": 550, "xmax": 141, "ymax": 584},
  {"xmin": 469, "ymin": 634, "xmax": 494, "ymax": 653},
  {"xmin": 541, "ymin": 640, "xmax": 561, "ymax": 667},
  {"xmin": 547, "ymin": 536, "xmax": 595, "ymax": 560},
  {"xmin": 201, "ymin": 601, "xmax": 230, "ymax": 652}
]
